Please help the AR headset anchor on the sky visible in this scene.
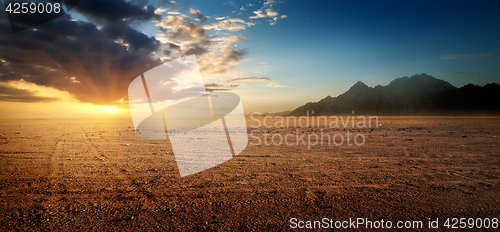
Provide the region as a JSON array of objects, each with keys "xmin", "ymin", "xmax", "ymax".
[{"xmin": 0, "ymin": 0, "xmax": 499, "ymax": 117}]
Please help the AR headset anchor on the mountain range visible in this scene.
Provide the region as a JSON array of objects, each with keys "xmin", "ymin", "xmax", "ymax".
[{"xmin": 288, "ymin": 73, "xmax": 500, "ymax": 116}]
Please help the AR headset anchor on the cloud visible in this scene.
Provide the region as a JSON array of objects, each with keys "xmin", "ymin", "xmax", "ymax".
[
  {"xmin": 206, "ymin": 87, "xmax": 233, "ymax": 92},
  {"xmin": 0, "ymin": 3, "xmax": 162, "ymax": 104},
  {"xmin": 159, "ymin": 16, "xmax": 210, "ymax": 42},
  {"xmin": 266, "ymin": 82, "xmax": 286, "ymax": 87},
  {"xmin": 0, "ymin": 85, "xmax": 60, "ymax": 102},
  {"xmin": 204, "ymin": 82, "xmax": 240, "ymax": 88},
  {"xmin": 167, "ymin": 11, "xmax": 183, "ymax": 15},
  {"xmin": 263, "ymin": 0, "xmax": 281, "ymax": 8},
  {"xmin": 160, "ymin": 0, "xmax": 178, "ymax": 7},
  {"xmin": 65, "ymin": 76, "xmax": 81, "ymax": 83},
  {"xmin": 441, "ymin": 51, "xmax": 500, "ymax": 60},
  {"xmin": 226, "ymin": 76, "xmax": 284, "ymax": 87},
  {"xmin": 154, "ymin": 8, "xmax": 168, "ymax": 14},
  {"xmin": 250, "ymin": 8, "xmax": 279, "ymax": 19},
  {"xmin": 0, "ymin": 0, "xmax": 276, "ymax": 104},
  {"xmin": 249, "ymin": 0, "xmax": 286, "ymax": 25},
  {"xmin": 228, "ymin": 76, "xmax": 271, "ymax": 82},
  {"xmin": 153, "ymin": 2, "xmax": 285, "ymax": 78},
  {"xmin": 103, "ymin": 21, "xmax": 161, "ymax": 52},
  {"xmin": 157, "ymin": 15, "xmax": 211, "ymax": 57},
  {"xmin": 203, "ymin": 18, "xmax": 255, "ymax": 31},
  {"xmin": 190, "ymin": 8, "xmax": 208, "ymax": 22},
  {"xmin": 198, "ymin": 45, "xmax": 248, "ymax": 74},
  {"xmin": 224, "ymin": 35, "xmax": 247, "ymax": 43},
  {"xmin": 249, "ymin": 10, "xmax": 270, "ymax": 20},
  {"xmin": 156, "ymin": 14, "xmax": 249, "ymax": 75},
  {"xmin": 74, "ymin": 0, "xmax": 161, "ymax": 23}
]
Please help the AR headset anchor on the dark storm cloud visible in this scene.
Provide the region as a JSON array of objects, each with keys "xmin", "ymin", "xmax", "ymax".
[
  {"xmin": 0, "ymin": 85, "xmax": 60, "ymax": 102},
  {"xmin": 0, "ymin": 2, "xmax": 164, "ymax": 104},
  {"xmin": 102, "ymin": 21, "xmax": 160, "ymax": 52},
  {"xmin": 74, "ymin": 0, "xmax": 161, "ymax": 23},
  {"xmin": 130, "ymin": 0, "xmax": 149, "ymax": 7}
]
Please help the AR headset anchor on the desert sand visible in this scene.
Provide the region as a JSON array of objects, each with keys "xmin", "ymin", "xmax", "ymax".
[{"xmin": 0, "ymin": 116, "xmax": 499, "ymax": 231}]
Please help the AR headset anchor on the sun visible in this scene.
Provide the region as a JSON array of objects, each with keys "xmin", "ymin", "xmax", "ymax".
[{"xmin": 106, "ymin": 106, "xmax": 116, "ymax": 113}]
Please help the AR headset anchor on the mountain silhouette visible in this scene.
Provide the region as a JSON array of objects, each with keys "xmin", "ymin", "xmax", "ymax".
[{"xmin": 289, "ymin": 73, "xmax": 500, "ymax": 116}]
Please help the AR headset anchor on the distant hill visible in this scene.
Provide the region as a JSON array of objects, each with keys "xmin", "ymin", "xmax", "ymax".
[{"xmin": 289, "ymin": 73, "xmax": 500, "ymax": 116}]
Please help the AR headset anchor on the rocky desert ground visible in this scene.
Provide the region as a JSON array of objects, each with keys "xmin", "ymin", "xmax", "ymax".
[{"xmin": 0, "ymin": 116, "xmax": 499, "ymax": 231}]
